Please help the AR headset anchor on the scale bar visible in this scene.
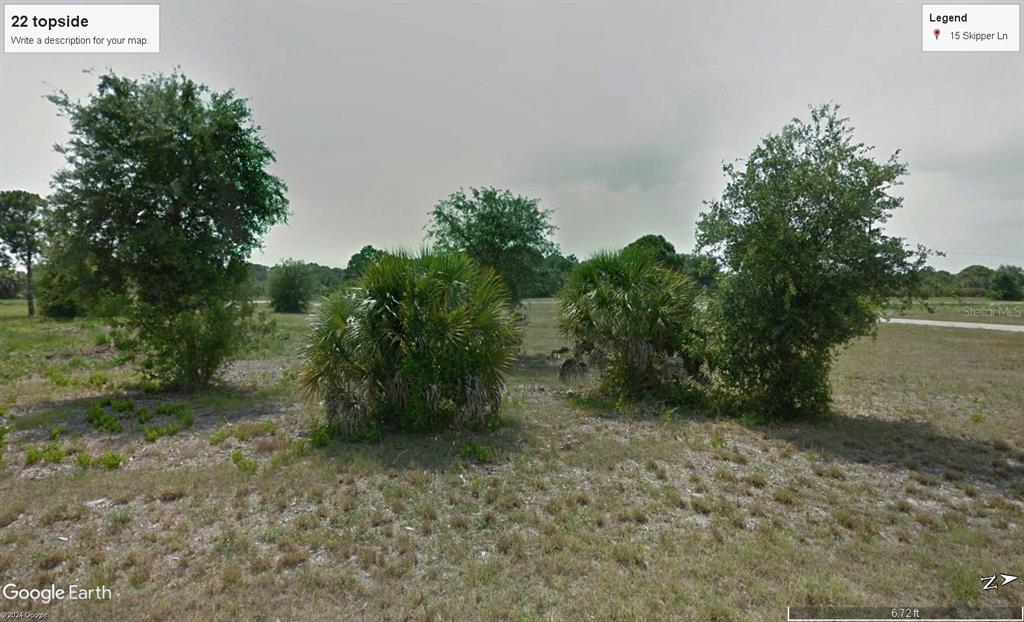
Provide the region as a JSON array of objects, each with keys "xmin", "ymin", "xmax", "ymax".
[{"xmin": 787, "ymin": 606, "xmax": 1024, "ymax": 622}]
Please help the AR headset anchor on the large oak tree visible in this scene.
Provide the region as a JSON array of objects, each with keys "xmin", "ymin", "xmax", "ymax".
[
  {"xmin": 47, "ymin": 71, "xmax": 288, "ymax": 385},
  {"xmin": 697, "ymin": 104, "xmax": 931, "ymax": 418}
]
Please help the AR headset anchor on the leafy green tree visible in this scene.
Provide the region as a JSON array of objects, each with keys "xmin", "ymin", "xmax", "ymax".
[
  {"xmin": 47, "ymin": 70, "xmax": 288, "ymax": 386},
  {"xmin": 558, "ymin": 248, "xmax": 699, "ymax": 395},
  {"xmin": 427, "ymin": 187, "xmax": 557, "ymax": 302},
  {"xmin": 697, "ymin": 104, "xmax": 930, "ymax": 419},
  {"xmin": 623, "ymin": 235, "xmax": 679, "ymax": 266},
  {"xmin": 955, "ymin": 265, "xmax": 994, "ymax": 297},
  {"xmin": 247, "ymin": 263, "xmax": 271, "ymax": 297},
  {"xmin": 623, "ymin": 234, "xmax": 721, "ymax": 291},
  {"xmin": 269, "ymin": 259, "xmax": 315, "ymax": 313},
  {"xmin": 305, "ymin": 262, "xmax": 346, "ymax": 292},
  {"xmin": 34, "ymin": 220, "xmax": 111, "ymax": 319},
  {"xmin": 988, "ymin": 265, "xmax": 1023, "ymax": 301},
  {"xmin": 344, "ymin": 245, "xmax": 383, "ymax": 282},
  {"xmin": 519, "ymin": 252, "xmax": 578, "ymax": 298},
  {"xmin": 0, "ymin": 190, "xmax": 46, "ymax": 316},
  {"xmin": 918, "ymin": 267, "xmax": 956, "ymax": 298},
  {"xmin": 298, "ymin": 251, "xmax": 520, "ymax": 436},
  {"xmin": 34, "ymin": 263, "xmax": 87, "ymax": 319},
  {"xmin": 675, "ymin": 253, "xmax": 721, "ymax": 292}
]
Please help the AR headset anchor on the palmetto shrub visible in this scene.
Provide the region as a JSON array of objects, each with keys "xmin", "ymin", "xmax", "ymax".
[
  {"xmin": 298, "ymin": 251, "xmax": 520, "ymax": 436},
  {"xmin": 557, "ymin": 248, "xmax": 699, "ymax": 395}
]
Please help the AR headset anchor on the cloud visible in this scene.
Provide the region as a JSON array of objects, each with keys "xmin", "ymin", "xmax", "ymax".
[{"xmin": 1, "ymin": 1, "xmax": 1020, "ymax": 272}]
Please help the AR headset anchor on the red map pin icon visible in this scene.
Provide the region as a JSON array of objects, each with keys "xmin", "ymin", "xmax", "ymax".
[{"xmin": 933, "ymin": 28, "xmax": 941, "ymax": 39}]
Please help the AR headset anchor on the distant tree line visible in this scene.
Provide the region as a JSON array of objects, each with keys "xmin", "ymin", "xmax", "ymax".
[
  {"xmin": 228, "ymin": 253, "xmax": 1024, "ymax": 308},
  {"xmin": 244, "ymin": 231, "xmax": 720, "ymax": 310},
  {"xmin": 247, "ymin": 248, "xmax": 580, "ymax": 305},
  {"xmin": 918, "ymin": 264, "xmax": 1023, "ymax": 300}
]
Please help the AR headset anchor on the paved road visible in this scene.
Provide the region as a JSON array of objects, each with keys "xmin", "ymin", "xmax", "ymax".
[
  {"xmin": 516, "ymin": 301, "xmax": 1024, "ymax": 333},
  {"xmin": 884, "ymin": 318, "xmax": 1024, "ymax": 333}
]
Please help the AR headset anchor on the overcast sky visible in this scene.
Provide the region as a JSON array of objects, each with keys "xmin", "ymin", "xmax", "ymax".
[{"xmin": 2, "ymin": 1, "xmax": 1021, "ymax": 272}]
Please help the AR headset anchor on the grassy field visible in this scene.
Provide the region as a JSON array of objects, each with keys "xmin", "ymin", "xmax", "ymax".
[
  {"xmin": 884, "ymin": 297, "xmax": 1024, "ymax": 325},
  {"xmin": 1, "ymin": 298, "xmax": 1022, "ymax": 621}
]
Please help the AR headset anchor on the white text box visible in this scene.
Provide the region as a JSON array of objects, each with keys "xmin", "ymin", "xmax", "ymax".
[
  {"xmin": 5, "ymin": 4, "xmax": 159, "ymax": 53},
  {"xmin": 922, "ymin": 4, "xmax": 1019, "ymax": 52}
]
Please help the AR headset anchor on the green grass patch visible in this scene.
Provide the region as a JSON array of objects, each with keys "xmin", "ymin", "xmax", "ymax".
[
  {"xmin": 231, "ymin": 450, "xmax": 257, "ymax": 475},
  {"xmin": 458, "ymin": 440, "xmax": 496, "ymax": 463},
  {"xmin": 97, "ymin": 452, "xmax": 125, "ymax": 470},
  {"xmin": 25, "ymin": 443, "xmax": 69, "ymax": 465},
  {"xmin": 85, "ymin": 402, "xmax": 125, "ymax": 434}
]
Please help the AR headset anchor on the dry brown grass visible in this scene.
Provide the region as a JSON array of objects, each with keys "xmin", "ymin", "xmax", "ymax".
[{"xmin": 0, "ymin": 300, "xmax": 1020, "ymax": 620}]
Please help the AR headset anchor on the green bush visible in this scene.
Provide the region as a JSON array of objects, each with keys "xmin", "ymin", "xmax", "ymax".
[
  {"xmin": 696, "ymin": 104, "xmax": 930, "ymax": 418},
  {"xmin": 130, "ymin": 301, "xmax": 255, "ymax": 387},
  {"xmin": 0, "ymin": 268, "xmax": 23, "ymax": 299},
  {"xmin": 557, "ymin": 248, "xmax": 699, "ymax": 395},
  {"xmin": 298, "ymin": 251, "xmax": 521, "ymax": 436},
  {"xmin": 309, "ymin": 424, "xmax": 332, "ymax": 447},
  {"xmin": 35, "ymin": 264, "xmax": 86, "ymax": 319},
  {"xmin": 268, "ymin": 259, "xmax": 315, "ymax": 313},
  {"xmin": 988, "ymin": 265, "xmax": 1023, "ymax": 301}
]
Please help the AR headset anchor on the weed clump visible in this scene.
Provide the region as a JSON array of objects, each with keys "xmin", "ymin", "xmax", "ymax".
[
  {"xmin": 25, "ymin": 443, "xmax": 68, "ymax": 465},
  {"xmin": 85, "ymin": 398, "xmax": 193, "ymax": 441},
  {"xmin": 231, "ymin": 450, "xmax": 257, "ymax": 475},
  {"xmin": 143, "ymin": 405, "xmax": 192, "ymax": 442},
  {"xmin": 156, "ymin": 403, "xmax": 194, "ymax": 427},
  {"xmin": 458, "ymin": 440, "xmax": 495, "ymax": 464},
  {"xmin": 86, "ymin": 402, "xmax": 125, "ymax": 434},
  {"xmin": 97, "ymin": 452, "xmax": 124, "ymax": 470}
]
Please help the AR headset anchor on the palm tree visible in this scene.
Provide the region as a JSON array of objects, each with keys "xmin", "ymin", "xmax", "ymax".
[
  {"xmin": 558, "ymin": 248, "xmax": 698, "ymax": 394},
  {"xmin": 298, "ymin": 250, "xmax": 520, "ymax": 436}
]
